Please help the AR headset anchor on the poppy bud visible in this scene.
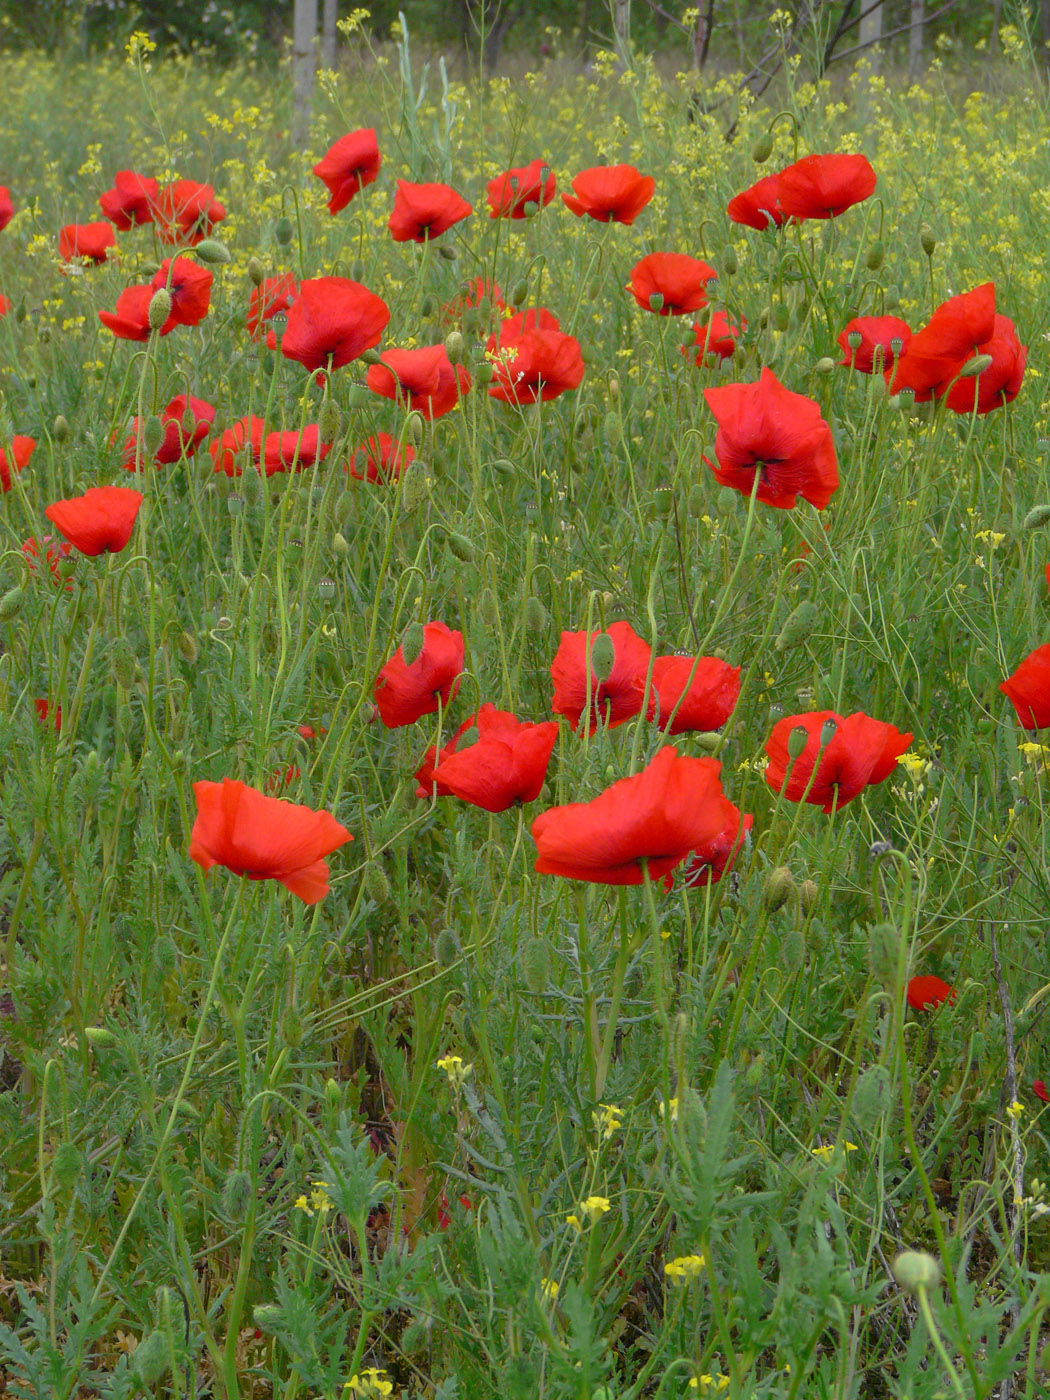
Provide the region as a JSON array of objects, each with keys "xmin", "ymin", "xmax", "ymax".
[
  {"xmin": 853, "ymin": 1063, "xmax": 890, "ymax": 1129},
  {"xmin": 280, "ymin": 1005, "xmax": 305, "ymax": 1048},
  {"xmin": 919, "ymin": 224, "xmax": 936, "ymax": 257},
  {"xmin": 401, "ymin": 620, "xmax": 425, "ymax": 666},
  {"xmin": 195, "ymin": 237, "xmax": 231, "ymax": 265},
  {"xmin": 400, "ymin": 460, "xmax": 430, "ymax": 513},
  {"xmin": 721, "ymin": 246, "xmax": 738, "ymax": 276},
  {"xmin": 318, "ymin": 400, "xmax": 342, "ymax": 441},
  {"xmin": 176, "ymin": 630, "xmax": 199, "ymax": 664},
  {"xmin": 84, "ymin": 1025, "xmax": 117, "ymax": 1047},
  {"xmin": 420, "ymin": 292, "xmax": 439, "ymax": 319},
  {"xmin": 772, "ymin": 303, "xmax": 790, "ymax": 332},
  {"xmin": 648, "ymin": 293, "xmax": 665, "ymax": 313},
  {"xmin": 763, "ymin": 866, "xmax": 795, "ymax": 912},
  {"xmin": 111, "ymin": 637, "xmax": 137, "ymax": 689},
  {"xmin": 0, "ymin": 587, "xmax": 25, "ymax": 619},
  {"xmin": 434, "ymin": 927, "xmax": 460, "ymax": 966},
  {"xmin": 693, "ymin": 731, "xmax": 722, "ymax": 753},
  {"xmin": 525, "ymin": 595, "xmax": 547, "ymax": 631},
  {"xmin": 815, "ymin": 356, "xmax": 835, "ymax": 374},
  {"xmin": 602, "ymin": 412, "xmax": 622, "ymax": 446},
  {"xmin": 1024, "ymin": 504, "xmax": 1050, "ymax": 531},
  {"xmin": 776, "ymin": 600, "xmax": 818, "ymax": 652},
  {"xmin": 752, "ymin": 130, "xmax": 774, "ymax": 163},
  {"xmin": 274, "ymin": 216, "xmax": 294, "ymax": 246},
  {"xmin": 510, "ymin": 280, "xmax": 529, "ymax": 307},
  {"xmin": 325, "ymin": 1077, "xmax": 341, "ymax": 1110},
  {"xmin": 441, "ymin": 330, "xmax": 464, "ymax": 367},
  {"xmin": 438, "ymin": 243, "xmax": 458, "ymax": 260},
  {"xmin": 521, "ymin": 935, "xmax": 551, "ymax": 992},
  {"xmin": 346, "ymin": 384, "xmax": 372, "ymax": 408},
  {"xmin": 865, "ymin": 241, "xmax": 885, "ymax": 271},
  {"xmin": 147, "ymin": 287, "xmax": 171, "ymax": 330},
  {"xmin": 53, "ymin": 414, "xmax": 69, "ymax": 442},
  {"xmin": 446, "ymin": 530, "xmax": 476, "ymax": 563},
  {"xmin": 478, "ymin": 586, "xmax": 499, "ymax": 626},
  {"xmin": 960, "ymin": 352, "xmax": 993, "ymax": 378},
  {"xmin": 221, "ymin": 1168, "xmax": 253, "ymax": 1223},
  {"xmin": 142, "ymin": 414, "xmax": 166, "ymax": 458},
  {"xmin": 350, "ymin": 259, "xmax": 365, "ymax": 281},
  {"xmin": 782, "ymin": 924, "xmax": 805, "ymax": 972},
  {"xmin": 364, "ymin": 861, "xmax": 390, "ymax": 904},
  {"xmin": 14, "ymin": 302, "xmax": 26, "ymax": 322},
  {"xmin": 892, "ymin": 1250, "xmax": 941, "ymax": 1294},
  {"xmin": 588, "ymin": 631, "xmax": 616, "ymax": 684},
  {"xmin": 798, "ymin": 878, "xmax": 818, "ymax": 914},
  {"xmin": 406, "ymin": 411, "xmax": 425, "ymax": 443},
  {"xmin": 247, "ymin": 256, "xmax": 265, "ymax": 286},
  {"xmin": 51, "ymin": 1140, "xmax": 83, "ymax": 1191},
  {"xmin": 868, "ymin": 920, "xmax": 899, "ymax": 985}
]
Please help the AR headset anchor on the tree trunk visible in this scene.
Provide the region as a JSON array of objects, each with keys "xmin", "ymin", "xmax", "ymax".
[
  {"xmin": 322, "ymin": 0, "xmax": 338, "ymax": 72},
  {"xmin": 908, "ymin": 0, "xmax": 924, "ymax": 79},
  {"xmin": 1042, "ymin": 0, "xmax": 1050, "ymax": 67},
  {"xmin": 292, "ymin": 0, "xmax": 318, "ymax": 149},
  {"xmin": 613, "ymin": 0, "xmax": 630, "ymax": 52},
  {"xmin": 860, "ymin": 0, "xmax": 883, "ymax": 73}
]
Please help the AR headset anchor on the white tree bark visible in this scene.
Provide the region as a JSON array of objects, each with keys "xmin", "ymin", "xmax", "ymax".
[
  {"xmin": 909, "ymin": 0, "xmax": 924, "ymax": 79},
  {"xmin": 322, "ymin": 0, "xmax": 338, "ymax": 73},
  {"xmin": 860, "ymin": 0, "xmax": 883, "ymax": 74},
  {"xmin": 293, "ymin": 0, "xmax": 318, "ymax": 150}
]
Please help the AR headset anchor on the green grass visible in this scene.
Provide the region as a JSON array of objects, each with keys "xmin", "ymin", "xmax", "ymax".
[{"xmin": 1, "ymin": 24, "xmax": 1050, "ymax": 1400}]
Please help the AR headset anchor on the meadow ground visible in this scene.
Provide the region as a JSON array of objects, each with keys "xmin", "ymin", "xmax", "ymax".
[{"xmin": 2, "ymin": 18, "xmax": 1050, "ymax": 1400}]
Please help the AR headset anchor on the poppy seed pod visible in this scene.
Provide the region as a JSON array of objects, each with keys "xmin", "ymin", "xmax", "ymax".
[
  {"xmin": 147, "ymin": 287, "xmax": 171, "ymax": 330},
  {"xmin": 53, "ymin": 414, "xmax": 69, "ymax": 442},
  {"xmin": 786, "ymin": 726, "xmax": 810, "ymax": 760},
  {"xmin": 763, "ymin": 866, "xmax": 796, "ymax": 911},
  {"xmin": 588, "ymin": 632, "xmax": 617, "ymax": 684},
  {"xmin": 401, "ymin": 621, "xmax": 425, "ymax": 666},
  {"xmin": 721, "ymin": 246, "xmax": 738, "ymax": 276}
]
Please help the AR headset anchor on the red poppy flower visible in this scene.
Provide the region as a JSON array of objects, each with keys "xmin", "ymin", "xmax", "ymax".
[
  {"xmin": 210, "ymin": 416, "xmax": 265, "ymax": 476},
  {"xmin": 374, "ymin": 621, "xmax": 465, "ymax": 728},
  {"xmin": 247, "ymin": 273, "xmax": 298, "ymax": 338},
  {"xmin": 265, "ymin": 763, "xmax": 301, "ymax": 794},
  {"xmin": 388, "ymin": 179, "xmax": 472, "ymax": 242},
  {"xmin": 58, "ymin": 222, "xmax": 116, "ymax": 264},
  {"xmin": 99, "ymin": 170, "xmax": 159, "ymax": 229},
  {"xmin": 0, "ymin": 294, "xmax": 9, "ymax": 316},
  {"xmin": 314, "ymin": 129, "xmax": 382, "ymax": 215},
  {"xmin": 550, "ymin": 620, "xmax": 653, "ymax": 733},
  {"xmin": 151, "ymin": 257, "xmax": 213, "ymax": 329},
  {"xmin": 0, "ymin": 436, "xmax": 36, "ymax": 492},
  {"xmin": 672, "ymin": 803, "xmax": 753, "ymax": 889},
  {"xmin": 703, "ymin": 367, "xmax": 838, "ymax": 511},
  {"xmin": 280, "ymin": 276, "xmax": 390, "ymax": 372},
  {"xmin": 119, "ymin": 394, "xmax": 215, "ymax": 470},
  {"xmin": 441, "ymin": 276, "xmax": 505, "ymax": 326},
  {"xmin": 416, "ymin": 704, "xmax": 558, "ymax": 812},
  {"xmin": 348, "ymin": 433, "xmax": 415, "ymax": 483},
  {"xmin": 681, "ymin": 310, "xmax": 747, "ymax": 364},
  {"xmin": 0, "ymin": 186, "xmax": 14, "ymax": 231},
  {"xmin": 1000, "ymin": 645, "xmax": 1050, "ymax": 729},
  {"xmin": 189, "ymin": 777, "xmax": 352, "ymax": 905},
  {"xmin": 262, "ymin": 426, "xmax": 331, "ymax": 475},
  {"xmin": 153, "ymin": 179, "xmax": 226, "ymax": 245},
  {"xmin": 837, "ymin": 315, "xmax": 912, "ymax": 374},
  {"xmin": 22, "ymin": 535, "xmax": 72, "ymax": 585},
  {"xmin": 1034, "ymin": 1080, "xmax": 1049, "ymax": 1104},
  {"xmin": 98, "ymin": 284, "xmax": 155, "ymax": 341},
  {"xmin": 726, "ymin": 173, "xmax": 786, "ymax": 230},
  {"xmin": 906, "ymin": 975, "xmax": 957, "ymax": 1011},
  {"xmin": 486, "ymin": 158, "xmax": 556, "ymax": 218},
  {"xmin": 45, "ymin": 485, "xmax": 144, "ymax": 557},
  {"xmin": 34, "ymin": 699, "xmax": 62, "ymax": 732},
  {"xmin": 562, "ymin": 164, "xmax": 655, "ymax": 224},
  {"xmin": 366, "ymin": 345, "xmax": 471, "ymax": 419},
  {"xmin": 487, "ymin": 323, "xmax": 584, "ymax": 405},
  {"xmin": 775, "ymin": 152, "xmax": 877, "ymax": 220},
  {"xmin": 651, "ymin": 654, "xmax": 741, "ymax": 734},
  {"xmin": 531, "ymin": 746, "xmax": 737, "ymax": 886},
  {"xmin": 627, "ymin": 252, "xmax": 716, "ymax": 316},
  {"xmin": 886, "ymin": 283, "xmax": 997, "ymax": 402},
  {"xmin": 942, "ymin": 313, "xmax": 1027, "ymax": 416},
  {"xmin": 764, "ymin": 710, "xmax": 913, "ymax": 813}
]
